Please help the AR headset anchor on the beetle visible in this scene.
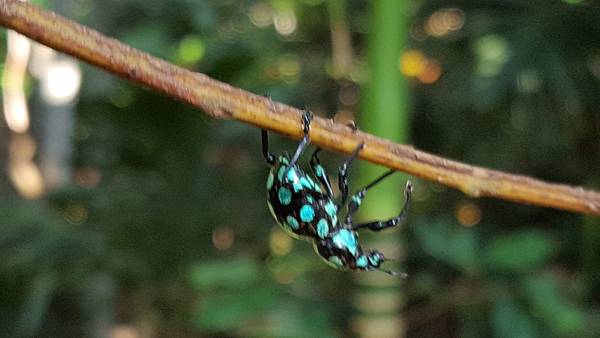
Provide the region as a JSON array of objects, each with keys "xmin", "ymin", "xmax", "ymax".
[{"xmin": 262, "ymin": 110, "xmax": 412, "ymax": 276}]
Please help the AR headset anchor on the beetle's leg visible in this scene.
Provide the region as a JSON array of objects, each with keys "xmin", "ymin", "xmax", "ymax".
[
  {"xmin": 338, "ymin": 142, "xmax": 364, "ymax": 207},
  {"xmin": 261, "ymin": 94, "xmax": 277, "ymax": 166},
  {"xmin": 309, "ymin": 148, "xmax": 334, "ymax": 197},
  {"xmin": 287, "ymin": 110, "xmax": 313, "ymax": 170},
  {"xmin": 261, "ymin": 130, "xmax": 276, "ymax": 166},
  {"xmin": 352, "ymin": 180, "xmax": 412, "ymax": 232},
  {"xmin": 344, "ymin": 189, "xmax": 365, "ymax": 224},
  {"xmin": 344, "ymin": 169, "xmax": 396, "ymax": 224}
]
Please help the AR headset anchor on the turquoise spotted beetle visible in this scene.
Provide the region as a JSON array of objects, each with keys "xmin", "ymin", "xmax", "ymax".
[{"xmin": 262, "ymin": 110, "xmax": 412, "ymax": 276}]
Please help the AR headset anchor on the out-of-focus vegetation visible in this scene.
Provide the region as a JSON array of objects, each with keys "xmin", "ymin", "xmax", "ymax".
[{"xmin": 1, "ymin": 0, "xmax": 600, "ymax": 337}]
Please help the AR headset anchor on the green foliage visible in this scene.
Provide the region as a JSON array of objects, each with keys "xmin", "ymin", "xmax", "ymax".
[
  {"xmin": 15, "ymin": 272, "xmax": 58, "ymax": 337},
  {"xmin": 492, "ymin": 299, "xmax": 537, "ymax": 338},
  {"xmin": 188, "ymin": 258, "xmax": 336, "ymax": 337},
  {"xmin": 522, "ymin": 274, "xmax": 585, "ymax": 336},
  {"xmin": 414, "ymin": 218, "xmax": 478, "ymax": 273},
  {"xmin": 483, "ymin": 230, "xmax": 556, "ymax": 273},
  {"xmin": 412, "ymin": 217, "xmax": 589, "ymax": 336},
  {"xmin": 1, "ymin": 0, "xmax": 599, "ymax": 337},
  {"xmin": 189, "ymin": 258, "xmax": 261, "ymax": 290}
]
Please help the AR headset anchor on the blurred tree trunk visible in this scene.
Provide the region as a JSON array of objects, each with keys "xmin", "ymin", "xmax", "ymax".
[{"xmin": 353, "ymin": 1, "xmax": 410, "ymax": 338}]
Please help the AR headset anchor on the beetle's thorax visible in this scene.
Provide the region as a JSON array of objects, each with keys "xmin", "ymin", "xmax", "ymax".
[{"xmin": 266, "ymin": 159, "xmax": 338, "ymax": 239}]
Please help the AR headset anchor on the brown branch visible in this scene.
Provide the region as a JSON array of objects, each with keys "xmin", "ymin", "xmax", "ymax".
[{"xmin": 0, "ymin": 0, "xmax": 598, "ymax": 215}]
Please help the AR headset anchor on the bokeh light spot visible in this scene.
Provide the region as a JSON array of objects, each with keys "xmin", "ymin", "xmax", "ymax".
[
  {"xmin": 212, "ymin": 225, "xmax": 235, "ymax": 251},
  {"xmin": 65, "ymin": 203, "xmax": 88, "ymax": 225},
  {"xmin": 417, "ymin": 59, "xmax": 443, "ymax": 84},
  {"xmin": 473, "ymin": 34, "xmax": 509, "ymax": 77},
  {"xmin": 400, "ymin": 49, "xmax": 426, "ymax": 77},
  {"xmin": 455, "ymin": 202, "xmax": 482, "ymax": 227},
  {"xmin": 270, "ymin": 227, "xmax": 293, "ymax": 256},
  {"xmin": 110, "ymin": 325, "xmax": 140, "ymax": 338},
  {"xmin": 273, "ymin": 9, "xmax": 297, "ymax": 36},
  {"xmin": 517, "ymin": 69, "xmax": 541, "ymax": 94},
  {"xmin": 444, "ymin": 8, "xmax": 465, "ymax": 31},
  {"xmin": 176, "ymin": 35, "xmax": 205, "ymax": 65},
  {"xmin": 425, "ymin": 8, "xmax": 464, "ymax": 38},
  {"xmin": 9, "ymin": 161, "xmax": 45, "ymax": 199},
  {"xmin": 41, "ymin": 59, "xmax": 82, "ymax": 105},
  {"xmin": 587, "ymin": 53, "xmax": 600, "ymax": 79},
  {"xmin": 74, "ymin": 167, "xmax": 101, "ymax": 188},
  {"xmin": 249, "ymin": 3, "xmax": 273, "ymax": 27}
]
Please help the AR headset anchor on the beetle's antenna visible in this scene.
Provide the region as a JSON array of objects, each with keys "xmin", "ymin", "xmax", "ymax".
[
  {"xmin": 363, "ymin": 169, "xmax": 396, "ymax": 191},
  {"xmin": 378, "ymin": 268, "xmax": 408, "ymax": 278},
  {"xmin": 377, "ymin": 258, "xmax": 408, "ymax": 278}
]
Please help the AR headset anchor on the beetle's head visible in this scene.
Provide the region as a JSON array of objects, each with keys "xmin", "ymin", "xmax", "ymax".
[{"xmin": 367, "ymin": 250, "xmax": 407, "ymax": 278}]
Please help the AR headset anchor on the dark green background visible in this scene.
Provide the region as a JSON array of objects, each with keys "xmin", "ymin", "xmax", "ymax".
[{"xmin": 1, "ymin": 0, "xmax": 600, "ymax": 337}]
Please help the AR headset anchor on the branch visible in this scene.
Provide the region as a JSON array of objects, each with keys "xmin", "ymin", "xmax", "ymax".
[{"xmin": 0, "ymin": 0, "xmax": 598, "ymax": 216}]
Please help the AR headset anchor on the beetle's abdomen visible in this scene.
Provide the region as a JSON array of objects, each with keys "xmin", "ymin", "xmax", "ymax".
[
  {"xmin": 266, "ymin": 163, "xmax": 336, "ymax": 239},
  {"xmin": 313, "ymin": 229, "xmax": 371, "ymax": 271}
]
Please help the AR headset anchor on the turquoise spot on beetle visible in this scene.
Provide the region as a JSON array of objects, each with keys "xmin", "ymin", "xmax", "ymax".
[
  {"xmin": 324, "ymin": 201, "xmax": 336, "ymax": 215},
  {"xmin": 323, "ymin": 200, "xmax": 338, "ymax": 224},
  {"xmin": 279, "ymin": 156, "xmax": 289, "ymax": 165},
  {"xmin": 277, "ymin": 166, "xmax": 286, "ymax": 181},
  {"xmin": 287, "ymin": 167, "xmax": 298, "ymax": 182},
  {"xmin": 278, "ymin": 187, "xmax": 292, "ymax": 205},
  {"xmin": 332, "ymin": 229, "xmax": 358, "ymax": 255},
  {"xmin": 356, "ymin": 256, "xmax": 368, "ymax": 268},
  {"xmin": 351, "ymin": 195, "xmax": 362, "ymax": 206},
  {"xmin": 306, "ymin": 195, "xmax": 314, "ymax": 204},
  {"xmin": 315, "ymin": 165, "xmax": 325, "ymax": 177},
  {"xmin": 300, "ymin": 177, "xmax": 313, "ymax": 189},
  {"xmin": 266, "ymin": 171, "xmax": 274, "ymax": 189},
  {"xmin": 299, "ymin": 205, "xmax": 315, "ymax": 222},
  {"xmin": 317, "ymin": 219, "xmax": 329, "ymax": 238},
  {"xmin": 292, "ymin": 181, "xmax": 303, "ymax": 193},
  {"xmin": 286, "ymin": 215, "xmax": 299, "ymax": 229}
]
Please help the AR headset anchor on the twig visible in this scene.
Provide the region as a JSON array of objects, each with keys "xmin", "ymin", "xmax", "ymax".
[{"xmin": 0, "ymin": 0, "xmax": 598, "ymax": 215}]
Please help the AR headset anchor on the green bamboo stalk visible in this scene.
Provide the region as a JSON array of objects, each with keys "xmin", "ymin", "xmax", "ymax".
[{"xmin": 353, "ymin": 1, "xmax": 409, "ymax": 338}]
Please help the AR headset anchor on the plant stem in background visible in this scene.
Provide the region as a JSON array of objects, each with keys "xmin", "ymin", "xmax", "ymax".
[
  {"xmin": 327, "ymin": 0, "xmax": 353, "ymax": 79},
  {"xmin": 353, "ymin": 1, "xmax": 409, "ymax": 338}
]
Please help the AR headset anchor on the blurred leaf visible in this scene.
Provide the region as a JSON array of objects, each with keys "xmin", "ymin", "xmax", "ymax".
[
  {"xmin": 193, "ymin": 285, "xmax": 279, "ymax": 332},
  {"xmin": 414, "ymin": 218, "xmax": 478, "ymax": 273},
  {"xmin": 522, "ymin": 274, "xmax": 585, "ymax": 336},
  {"xmin": 492, "ymin": 299, "xmax": 537, "ymax": 338},
  {"xmin": 120, "ymin": 23, "xmax": 170, "ymax": 57},
  {"xmin": 0, "ymin": 198, "xmax": 103, "ymax": 275},
  {"xmin": 580, "ymin": 215, "xmax": 600, "ymax": 298},
  {"xmin": 15, "ymin": 272, "xmax": 57, "ymax": 337},
  {"xmin": 261, "ymin": 303, "xmax": 335, "ymax": 338},
  {"xmin": 188, "ymin": 258, "xmax": 261, "ymax": 291},
  {"xmin": 186, "ymin": 0, "xmax": 218, "ymax": 31},
  {"xmin": 193, "ymin": 285, "xmax": 337, "ymax": 337},
  {"xmin": 484, "ymin": 230, "xmax": 556, "ymax": 273}
]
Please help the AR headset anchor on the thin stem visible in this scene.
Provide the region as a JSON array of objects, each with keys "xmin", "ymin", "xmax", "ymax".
[
  {"xmin": 0, "ymin": 0, "xmax": 599, "ymax": 215},
  {"xmin": 327, "ymin": 0, "xmax": 353, "ymax": 79}
]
